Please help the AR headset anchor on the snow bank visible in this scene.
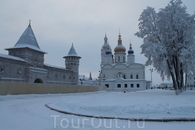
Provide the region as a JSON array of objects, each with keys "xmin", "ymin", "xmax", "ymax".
[{"xmin": 48, "ymin": 89, "xmax": 195, "ymax": 119}]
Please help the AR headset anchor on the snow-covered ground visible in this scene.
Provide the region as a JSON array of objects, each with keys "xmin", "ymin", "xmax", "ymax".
[
  {"xmin": 0, "ymin": 89, "xmax": 195, "ymax": 130},
  {"xmin": 48, "ymin": 89, "xmax": 195, "ymax": 119}
]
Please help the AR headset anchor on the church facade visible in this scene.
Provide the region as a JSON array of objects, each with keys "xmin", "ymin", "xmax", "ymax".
[
  {"xmin": 0, "ymin": 23, "xmax": 81, "ymax": 84},
  {"xmin": 100, "ymin": 34, "xmax": 146, "ymax": 91}
]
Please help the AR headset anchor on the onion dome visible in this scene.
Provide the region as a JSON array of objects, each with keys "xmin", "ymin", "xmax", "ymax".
[
  {"xmin": 114, "ymin": 33, "xmax": 126, "ymax": 53},
  {"xmin": 102, "ymin": 34, "xmax": 111, "ymax": 50},
  {"xmin": 105, "ymin": 50, "xmax": 112, "ymax": 55},
  {"xmin": 128, "ymin": 44, "xmax": 134, "ymax": 54}
]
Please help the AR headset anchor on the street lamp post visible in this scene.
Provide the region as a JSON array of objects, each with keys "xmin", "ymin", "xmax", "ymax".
[
  {"xmin": 98, "ymin": 70, "xmax": 101, "ymax": 86},
  {"xmin": 149, "ymin": 69, "xmax": 153, "ymax": 89}
]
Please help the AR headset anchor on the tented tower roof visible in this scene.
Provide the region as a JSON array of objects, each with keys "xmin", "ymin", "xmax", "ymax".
[{"xmin": 5, "ymin": 22, "xmax": 46, "ymax": 53}]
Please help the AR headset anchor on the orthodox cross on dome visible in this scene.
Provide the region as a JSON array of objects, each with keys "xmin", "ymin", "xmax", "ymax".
[
  {"xmin": 104, "ymin": 34, "xmax": 108, "ymax": 43},
  {"xmin": 128, "ymin": 42, "xmax": 134, "ymax": 55},
  {"xmin": 119, "ymin": 29, "xmax": 122, "ymax": 38},
  {"xmin": 118, "ymin": 32, "xmax": 122, "ymax": 45},
  {"xmin": 129, "ymin": 39, "xmax": 133, "ymax": 49}
]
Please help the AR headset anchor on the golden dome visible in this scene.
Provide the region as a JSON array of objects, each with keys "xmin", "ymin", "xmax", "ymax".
[
  {"xmin": 114, "ymin": 33, "xmax": 126, "ymax": 53},
  {"xmin": 114, "ymin": 45, "xmax": 126, "ymax": 53}
]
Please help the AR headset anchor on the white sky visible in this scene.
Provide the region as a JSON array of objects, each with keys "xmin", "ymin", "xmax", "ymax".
[{"xmin": 0, "ymin": 0, "xmax": 194, "ymax": 85}]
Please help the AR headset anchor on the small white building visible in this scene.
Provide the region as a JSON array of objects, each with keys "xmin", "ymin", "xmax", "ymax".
[
  {"xmin": 186, "ymin": 73, "xmax": 195, "ymax": 89},
  {"xmin": 99, "ymin": 34, "xmax": 146, "ymax": 91},
  {"xmin": 159, "ymin": 83, "xmax": 173, "ymax": 89}
]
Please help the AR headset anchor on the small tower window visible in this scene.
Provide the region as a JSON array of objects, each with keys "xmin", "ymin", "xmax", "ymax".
[
  {"xmin": 123, "ymin": 56, "xmax": 125, "ymax": 62},
  {"xmin": 137, "ymin": 84, "xmax": 140, "ymax": 88},
  {"xmin": 118, "ymin": 56, "xmax": 120, "ymax": 62},
  {"xmin": 131, "ymin": 84, "xmax": 134, "ymax": 88},
  {"xmin": 124, "ymin": 84, "xmax": 128, "ymax": 88},
  {"xmin": 136, "ymin": 74, "xmax": 139, "ymax": 79},
  {"xmin": 130, "ymin": 74, "xmax": 133, "ymax": 79}
]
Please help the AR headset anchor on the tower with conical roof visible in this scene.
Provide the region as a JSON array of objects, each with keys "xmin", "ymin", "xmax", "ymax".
[
  {"xmin": 114, "ymin": 33, "xmax": 126, "ymax": 63},
  {"xmin": 5, "ymin": 22, "xmax": 46, "ymax": 67},
  {"xmin": 63, "ymin": 43, "xmax": 81, "ymax": 73}
]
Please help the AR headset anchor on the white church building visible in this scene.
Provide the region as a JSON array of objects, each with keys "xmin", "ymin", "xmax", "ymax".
[{"xmin": 99, "ymin": 33, "xmax": 146, "ymax": 91}]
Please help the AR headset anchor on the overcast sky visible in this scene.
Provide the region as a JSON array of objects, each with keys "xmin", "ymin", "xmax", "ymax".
[{"xmin": 0, "ymin": 0, "xmax": 194, "ymax": 85}]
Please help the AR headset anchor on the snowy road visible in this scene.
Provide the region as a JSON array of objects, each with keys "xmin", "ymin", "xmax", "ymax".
[{"xmin": 0, "ymin": 91, "xmax": 195, "ymax": 130}]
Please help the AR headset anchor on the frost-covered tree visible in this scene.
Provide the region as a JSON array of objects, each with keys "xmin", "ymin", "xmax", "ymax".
[{"xmin": 135, "ymin": 0, "xmax": 195, "ymax": 94}]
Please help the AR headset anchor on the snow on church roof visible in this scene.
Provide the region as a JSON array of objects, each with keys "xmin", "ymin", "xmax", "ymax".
[{"xmin": 5, "ymin": 22, "xmax": 46, "ymax": 54}]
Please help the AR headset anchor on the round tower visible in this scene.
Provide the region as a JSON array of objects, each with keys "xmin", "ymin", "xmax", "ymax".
[
  {"xmin": 114, "ymin": 33, "xmax": 126, "ymax": 63},
  {"xmin": 63, "ymin": 43, "xmax": 81, "ymax": 73}
]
